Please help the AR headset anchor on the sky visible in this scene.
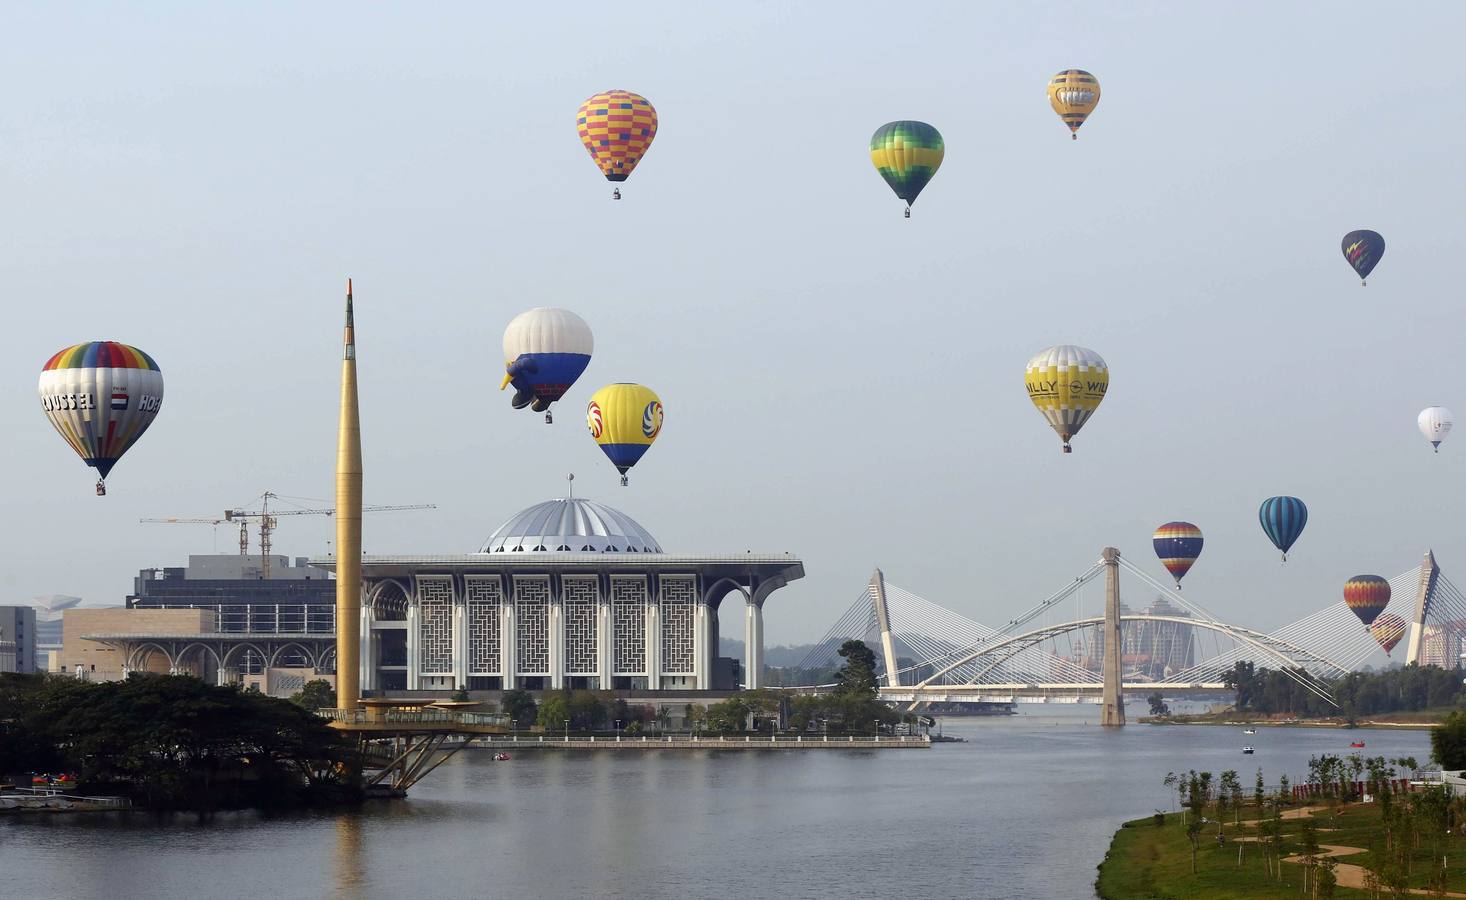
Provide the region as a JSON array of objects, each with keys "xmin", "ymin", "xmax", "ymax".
[{"xmin": 2, "ymin": 2, "xmax": 1463, "ymax": 647}]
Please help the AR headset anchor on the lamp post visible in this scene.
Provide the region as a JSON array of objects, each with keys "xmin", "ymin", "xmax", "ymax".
[
  {"xmin": 564, "ymin": 719, "xmax": 569, "ymax": 743},
  {"xmin": 615, "ymin": 719, "xmax": 621, "ymax": 737}
]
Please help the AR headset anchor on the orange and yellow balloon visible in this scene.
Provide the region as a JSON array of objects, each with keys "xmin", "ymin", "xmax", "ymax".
[{"xmin": 577, "ymin": 90, "xmax": 658, "ymax": 199}]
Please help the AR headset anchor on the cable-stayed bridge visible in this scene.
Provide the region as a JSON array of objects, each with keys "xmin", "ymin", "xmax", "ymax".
[{"xmin": 793, "ymin": 549, "xmax": 1466, "ymax": 724}]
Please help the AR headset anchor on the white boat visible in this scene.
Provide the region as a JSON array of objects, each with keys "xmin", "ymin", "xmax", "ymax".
[
  {"xmin": 1242, "ymin": 746, "xmax": 1255, "ymax": 754},
  {"xmin": 1243, "ymin": 728, "xmax": 1256, "ymax": 735}
]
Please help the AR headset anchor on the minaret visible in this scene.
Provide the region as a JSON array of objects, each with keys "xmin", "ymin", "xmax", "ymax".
[{"xmin": 335, "ymin": 279, "xmax": 363, "ymax": 710}]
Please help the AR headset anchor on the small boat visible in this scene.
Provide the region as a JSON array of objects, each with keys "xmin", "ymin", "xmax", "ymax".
[
  {"xmin": 1242, "ymin": 746, "xmax": 1255, "ymax": 755},
  {"xmin": 493, "ymin": 753, "xmax": 511, "ymax": 761},
  {"xmin": 1349, "ymin": 741, "xmax": 1365, "ymax": 749},
  {"xmin": 1243, "ymin": 728, "xmax": 1256, "ymax": 735}
]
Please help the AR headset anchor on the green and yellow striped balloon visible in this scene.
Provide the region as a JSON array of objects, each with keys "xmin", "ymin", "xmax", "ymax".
[{"xmin": 870, "ymin": 121, "xmax": 944, "ymax": 217}]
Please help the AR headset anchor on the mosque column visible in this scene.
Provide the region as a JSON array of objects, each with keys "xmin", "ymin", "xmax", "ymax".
[
  {"xmin": 500, "ymin": 596, "xmax": 517, "ymax": 690},
  {"xmin": 744, "ymin": 597, "xmax": 763, "ymax": 689},
  {"xmin": 693, "ymin": 600, "xmax": 710, "ymax": 690},
  {"xmin": 453, "ymin": 582, "xmax": 469, "ymax": 690},
  {"xmin": 406, "ymin": 594, "xmax": 420, "ymax": 691},
  {"xmin": 549, "ymin": 587, "xmax": 565, "ymax": 690},
  {"xmin": 645, "ymin": 591, "xmax": 660, "ymax": 691},
  {"xmin": 598, "ymin": 579, "xmax": 613, "ymax": 689}
]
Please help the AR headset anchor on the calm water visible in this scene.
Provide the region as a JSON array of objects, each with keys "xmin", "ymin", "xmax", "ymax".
[{"xmin": 0, "ymin": 706, "xmax": 1432, "ymax": 900}]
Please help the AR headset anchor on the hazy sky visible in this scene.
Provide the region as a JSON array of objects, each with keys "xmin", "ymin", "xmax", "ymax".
[{"xmin": 3, "ymin": 2, "xmax": 1463, "ymax": 646}]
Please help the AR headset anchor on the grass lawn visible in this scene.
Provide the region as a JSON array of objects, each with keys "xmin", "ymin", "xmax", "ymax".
[{"xmin": 1096, "ymin": 799, "xmax": 1466, "ymax": 899}]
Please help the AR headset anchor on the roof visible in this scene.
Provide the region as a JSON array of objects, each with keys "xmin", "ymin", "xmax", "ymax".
[{"xmin": 479, "ymin": 497, "xmax": 662, "ymax": 554}]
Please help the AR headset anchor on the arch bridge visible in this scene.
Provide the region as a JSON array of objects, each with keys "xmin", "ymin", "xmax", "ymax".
[{"xmin": 796, "ymin": 549, "xmax": 1466, "ymax": 724}]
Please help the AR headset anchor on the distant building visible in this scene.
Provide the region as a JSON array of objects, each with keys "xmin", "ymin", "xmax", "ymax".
[
  {"xmin": 0, "ymin": 606, "xmax": 38, "ymax": 674},
  {"xmin": 56, "ymin": 608, "xmax": 214, "ymax": 682},
  {"xmin": 29, "ymin": 594, "xmax": 82, "ymax": 671},
  {"xmin": 0, "ymin": 627, "xmax": 16, "ymax": 673},
  {"xmin": 129, "ymin": 554, "xmax": 334, "ymax": 634}
]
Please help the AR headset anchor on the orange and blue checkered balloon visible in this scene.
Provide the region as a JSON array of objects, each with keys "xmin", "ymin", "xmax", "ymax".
[
  {"xmin": 1152, "ymin": 521, "xmax": 1203, "ymax": 587},
  {"xmin": 577, "ymin": 90, "xmax": 657, "ymax": 184}
]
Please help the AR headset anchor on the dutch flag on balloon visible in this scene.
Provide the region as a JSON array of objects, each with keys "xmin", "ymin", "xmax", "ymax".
[{"xmin": 111, "ymin": 390, "xmax": 129, "ymax": 411}]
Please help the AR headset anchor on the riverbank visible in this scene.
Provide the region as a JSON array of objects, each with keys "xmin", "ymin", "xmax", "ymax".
[
  {"xmin": 1096, "ymin": 799, "xmax": 1466, "ymax": 898},
  {"xmin": 1142, "ymin": 709, "xmax": 1451, "ymax": 729},
  {"xmin": 461, "ymin": 734, "xmax": 930, "ymax": 750}
]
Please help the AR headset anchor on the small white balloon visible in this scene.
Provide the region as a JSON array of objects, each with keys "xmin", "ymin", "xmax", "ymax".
[{"xmin": 1418, "ymin": 406, "xmax": 1454, "ymax": 453}]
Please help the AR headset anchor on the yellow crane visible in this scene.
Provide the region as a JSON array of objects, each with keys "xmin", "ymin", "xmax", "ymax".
[{"xmin": 141, "ymin": 491, "xmax": 435, "ymax": 578}]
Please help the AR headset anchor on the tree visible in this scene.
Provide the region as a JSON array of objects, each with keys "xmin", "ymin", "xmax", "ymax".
[
  {"xmin": 450, "ymin": 685, "xmax": 470, "ymax": 702},
  {"xmin": 288, "ymin": 679, "xmax": 336, "ymax": 710},
  {"xmin": 1147, "ymin": 692, "xmax": 1171, "ymax": 717},
  {"xmin": 1433, "ymin": 711, "xmax": 1466, "ymax": 770},
  {"xmin": 537, "ymin": 694, "xmax": 570, "ymax": 730},
  {"xmin": 501, "ymin": 689, "xmax": 537, "ymax": 728},
  {"xmin": 836, "ymin": 640, "xmax": 879, "ymax": 696}
]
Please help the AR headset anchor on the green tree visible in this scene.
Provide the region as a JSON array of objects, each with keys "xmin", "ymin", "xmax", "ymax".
[
  {"xmin": 835, "ymin": 640, "xmax": 879, "ymax": 696},
  {"xmin": 288, "ymin": 678, "xmax": 336, "ymax": 710},
  {"xmin": 705, "ymin": 697, "xmax": 750, "ymax": 733},
  {"xmin": 501, "ymin": 689, "xmax": 537, "ymax": 728},
  {"xmin": 1433, "ymin": 711, "xmax": 1466, "ymax": 769},
  {"xmin": 450, "ymin": 685, "xmax": 470, "ymax": 702},
  {"xmin": 537, "ymin": 694, "xmax": 570, "ymax": 730},
  {"xmin": 1146, "ymin": 692, "xmax": 1170, "ymax": 717}
]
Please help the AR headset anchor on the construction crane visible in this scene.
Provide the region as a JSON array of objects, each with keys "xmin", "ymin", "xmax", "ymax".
[{"xmin": 142, "ymin": 491, "xmax": 435, "ymax": 578}]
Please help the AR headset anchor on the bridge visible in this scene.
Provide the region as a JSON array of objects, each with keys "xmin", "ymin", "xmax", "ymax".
[{"xmin": 794, "ymin": 549, "xmax": 1466, "ymax": 725}]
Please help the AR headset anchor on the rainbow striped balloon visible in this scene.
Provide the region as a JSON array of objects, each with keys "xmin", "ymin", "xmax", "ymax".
[
  {"xmin": 1152, "ymin": 521, "xmax": 1203, "ymax": 587},
  {"xmin": 39, "ymin": 341, "xmax": 164, "ymax": 494}
]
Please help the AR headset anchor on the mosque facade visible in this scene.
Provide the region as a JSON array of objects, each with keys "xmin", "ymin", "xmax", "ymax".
[{"xmin": 315, "ymin": 497, "xmax": 804, "ymax": 695}]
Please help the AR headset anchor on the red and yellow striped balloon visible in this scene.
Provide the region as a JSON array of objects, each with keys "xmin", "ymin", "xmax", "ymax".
[
  {"xmin": 1343, "ymin": 575, "xmax": 1390, "ymax": 628},
  {"xmin": 577, "ymin": 90, "xmax": 657, "ymax": 190}
]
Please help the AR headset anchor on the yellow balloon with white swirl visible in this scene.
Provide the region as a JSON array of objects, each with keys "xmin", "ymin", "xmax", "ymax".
[
  {"xmin": 1025, "ymin": 345, "xmax": 1108, "ymax": 453},
  {"xmin": 586, "ymin": 383, "xmax": 662, "ymax": 485}
]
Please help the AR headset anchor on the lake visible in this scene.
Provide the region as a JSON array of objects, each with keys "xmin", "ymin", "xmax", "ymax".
[{"xmin": 0, "ymin": 705, "xmax": 1432, "ymax": 900}]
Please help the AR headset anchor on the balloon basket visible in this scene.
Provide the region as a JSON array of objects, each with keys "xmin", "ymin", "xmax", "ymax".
[
  {"xmin": 903, "ymin": 206, "xmax": 911, "ymax": 219},
  {"xmin": 620, "ymin": 475, "xmax": 629, "ymax": 487},
  {"xmin": 96, "ymin": 479, "xmax": 107, "ymax": 496},
  {"xmin": 544, "ymin": 412, "xmax": 553, "ymax": 424},
  {"xmin": 612, "ymin": 188, "xmax": 621, "ymax": 200}
]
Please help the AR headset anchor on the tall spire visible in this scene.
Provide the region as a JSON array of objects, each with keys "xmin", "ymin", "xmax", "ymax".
[{"xmin": 335, "ymin": 277, "xmax": 363, "ymax": 710}]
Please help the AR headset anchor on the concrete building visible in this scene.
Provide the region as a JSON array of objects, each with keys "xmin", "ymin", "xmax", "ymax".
[
  {"xmin": 0, "ymin": 627, "xmax": 16, "ymax": 673},
  {"xmin": 56, "ymin": 608, "xmax": 214, "ymax": 682},
  {"xmin": 0, "ymin": 606, "xmax": 38, "ymax": 674},
  {"xmin": 314, "ymin": 496, "xmax": 804, "ymax": 695},
  {"xmin": 129, "ymin": 554, "xmax": 334, "ymax": 633},
  {"xmin": 30, "ymin": 594, "xmax": 82, "ymax": 671}
]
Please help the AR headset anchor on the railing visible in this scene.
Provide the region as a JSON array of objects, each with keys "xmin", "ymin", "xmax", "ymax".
[
  {"xmin": 315, "ymin": 708, "xmax": 511, "ymax": 727},
  {"xmin": 493, "ymin": 733, "xmax": 930, "ymax": 745},
  {"xmin": 1, "ymin": 787, "xmax": 132, "ymax": 808}
]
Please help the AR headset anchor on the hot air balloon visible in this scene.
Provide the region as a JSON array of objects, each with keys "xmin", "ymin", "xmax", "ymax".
[
  {"xmin": 1258, "ymin": 496, "xmax": 1308, "ymax": 561},
  {"xmin": 587, "ymin": 383, "xmax": 662, "ymax": 485},
  {"xmin": 1344, "ymin": 574, "xmax": 1391, "ymax": 629},
  {"xmin": 1370, "ymin": 612, "xmax": 1407, "ymax": 656},
  {"xmin": 1153, "ymin": 522, "xmax": 1204, "ymax": 588},
  {"xmin": 1341, "ymin": 230, "xmax": 1385, "ymax": 285},
  {"xmin": 1047, "ymin": 69, "xmax": 1101, "ymax": 139},
  {"xmin": 1025, "ymin": 345, "xmax": 1108, "ymax": 453},
  {"xmin": 869, "ymin": 121, "xmax": 944, "ymax": 218},
  {"xmin": 501, "ymin": 308, "xmax": 593, "ymax": 423},
  {"xmin": 1418, "ymin": 406, "xmax": 1454, "ymax": 452},
  {"xmin": 577, "ymin": 90, "xmax": 657, "ymax": 200},
  {"xmin": 38, "ymin": 341, "xmax": 164, "ymax": 495}
]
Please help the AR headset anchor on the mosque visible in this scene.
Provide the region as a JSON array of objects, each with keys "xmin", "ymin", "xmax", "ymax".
[{"xmin": 315, "ymin": 495, "xmax": 804, "ymax": 696}]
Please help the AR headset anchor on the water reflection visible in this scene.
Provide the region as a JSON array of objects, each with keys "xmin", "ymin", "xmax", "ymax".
[{"xmin": 0, "ymin": 709, "xmax": 1435, "ymax": 900}]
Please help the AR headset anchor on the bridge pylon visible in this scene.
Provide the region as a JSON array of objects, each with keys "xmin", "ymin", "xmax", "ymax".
[
  {"xmin": 870, "ymin": 569, "xmax": 902, "ymax": 687},
  {"xmin": 1405, "ymin": 549, "xmax": 1441, "ymax": 666},
  {"xmin": 1100, "ymin": 547, "xmax": 1125, "ymax": 727}
]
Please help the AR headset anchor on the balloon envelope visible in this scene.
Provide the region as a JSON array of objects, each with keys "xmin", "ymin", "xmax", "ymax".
[
  {"xmin": 587, "ymin": 383, "xmax": 662, "ymax": 480},
  {"xmin": 502, "ymin": 308, "xmax": 593, "ymax": 413},
  {"xmin": 1258, "ymin": 496, "xmax": 1308, "ymax": 560},
  {"xmin": 1047, "ymin": 69, "xmax": 1101, "ymax": 137},
  {"xmin": 1370, "ymin": 612, "xmax": 1407, "ymax": 656},
  {"xmin": 1153, "ymin": 521, "xmax": 1203, "ymax": 586},
  {"xmin": 39, "ymin": 342, "xmax": 164, "ymax": 485},
  {"xmin": 1344, "ymin": 574, "xmax": 1391, "ymax": 628},
  {"xmin": 869, "ymin": 121, "xmax": 944, "ymax": 209},
  {"xmin": 1025, "ymin": 345, "xmax": 1108, "ymax": 452},
  {"xmin": 1418, "ymin": 406, "xmax": 1454, "ymax": 451},
  {"xmin": 1341, "ymin": 230, "xmax": 1385, "ymax": 284},
  {"xmin": 577, "ymin": 90, "xmax": 657, "ymax": 183}
]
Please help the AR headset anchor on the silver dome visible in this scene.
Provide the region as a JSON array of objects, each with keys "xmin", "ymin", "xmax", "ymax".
[{"xmin": 480, "ymin": 498, "xmax": 662, "ymax": 554}]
